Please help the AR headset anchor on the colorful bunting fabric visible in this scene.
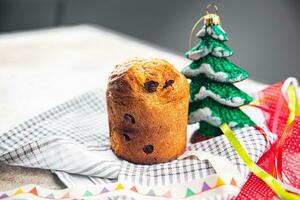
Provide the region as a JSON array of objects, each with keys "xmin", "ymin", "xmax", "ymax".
[
  {"xmin": 14, "ymin": 188, "xmax": 24, "ymax": 195},
  {"xmin": 215, "ymin": 177, "xmax": 225, "ymax": 187},
  {"xmin": 29, "ymin": 187, "xmax": 38, "ymax": 196},
  {"xmin": 0, "ymin": 194, "xmax": 8, "ymax": 199},
  {"xmin": 100, "ymin": 187, "xmax": 109, "ymax": 194},
  {"xmin": 185, "ymin": 188, "xmax": 195, "ymax": 197},
  {"xmin": 83, "ymin": 190, "xmax": 93, "ymax": 197},
  {"xmin": 115, "ymin": 183, "xmax": 124, "ymax": 190},
  {"xmin": 46, "ymin": 193, "xmax": 55, "ymax": 199},
  {"xmin": 201, "ymin": 182, "xmax": 211, "ymax": 192},
  {"xmin": 130, "ymin": 186, "xmax": 138, "ymax": 193},
  {"xmin": 0, "ymin": 175, "xmax": 240, "ymax": 199}
]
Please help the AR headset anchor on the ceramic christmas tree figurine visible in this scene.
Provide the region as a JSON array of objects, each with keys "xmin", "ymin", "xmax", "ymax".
[{"xmin": 182, "ymin": 5, "xmax": 255, "ymax": 142}]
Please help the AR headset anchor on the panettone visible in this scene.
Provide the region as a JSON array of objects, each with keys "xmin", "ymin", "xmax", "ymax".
[{"xmin": 106, "ymin": 58, "xmax": 189, "ymax": 164}]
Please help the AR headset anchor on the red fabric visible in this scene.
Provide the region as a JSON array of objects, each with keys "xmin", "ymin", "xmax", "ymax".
[
  {"xmin": 236, "ymin": 150, "xmax": 277, "ymax": 199},
  {"xmin": 257, "ymin": 81, "xmax": 289, "ymax": 137},
  {"xmin": 237, "ymin": 81, "xmax": 299, "ymax": 199},
  {"xmin": 282, "ymin": 117, "xmax": 300, "ymax": 189}
]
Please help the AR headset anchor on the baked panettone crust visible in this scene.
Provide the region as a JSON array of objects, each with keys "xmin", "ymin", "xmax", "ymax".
[{"xmin": 107, "ymin": 58, "xmax": 189, "ymax": 164}]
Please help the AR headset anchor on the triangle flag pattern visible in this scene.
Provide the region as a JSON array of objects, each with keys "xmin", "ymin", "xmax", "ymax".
[
  {"xmin": 215, "ymin": 177, "xmax": 225, "ymax": 187},
  {"xmin": 84, "ymin": 190, "xmax": 93, "ymax": 197},
  {"xmin": 115, "ymin": 184, "xmax": 124, "ymax": 190},
  {"xmin": 0, "ymin": 194, "xmax": 8, "ymax": 199},
  {"xmin": 146, "ymin": 189, "xmax": 155, "ymax": 196},
  {"xmin": 14, "ymin": 188, "xmax": 24, "ymax": 195},
  {"xmin": 162, "ymin": 191, "xmax": 172, "ymax": 198},
  {"xmin": 0, "ymin": 182, "xmax": 241, "ymax": 199},
  {"xmin": 185, "ymin": 188, "xmax": 195, "ymax": 197},
  {"xmin": 29, "ymin": 187, "xmax": 38, "ymax": 196},
  {"xmin": 231, "ymin": 178, "xmax": 237, "ymax": 186},
  {"xmin": 131, "ymin": 186, "xmax": 138, "ymax": 193},
  {"xmin": 46, "ymin": 193, "xmax": 55, "ymax": 199},
  {"xmin": 61, "ymin": 192, "xmax": 70, "ymax": 198},
  {"xmin": 100, "ymin": 187, "xmax": 109, "ymax": 194},
  {"xmin": 201, "ymin": 182, "xmax": 211, "ymax": 192}
]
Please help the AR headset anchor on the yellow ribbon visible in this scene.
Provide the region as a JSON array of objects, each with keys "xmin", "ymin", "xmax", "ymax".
[
  {"xmin": 286, "ymin": 85, "xmax": 300, "ymax": 126},
  {"xmin": 221, "ymin": 124, "xmax": 300, "ymax": 199},
  {"xmin": 276, "ymin": 85, "xmax": 299, "ymax": 152},
  {"xmin": 220, "ymin": 85, "xmax": 300, "ymax": 199}
]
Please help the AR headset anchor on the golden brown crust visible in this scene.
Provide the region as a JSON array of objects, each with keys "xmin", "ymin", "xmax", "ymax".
[{"xmin": 107, "ymin": 58, "xmax": 189, "ymax": 164}]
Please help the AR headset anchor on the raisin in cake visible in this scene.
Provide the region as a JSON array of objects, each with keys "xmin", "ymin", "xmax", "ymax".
[{"xmin": 106, "ymin": 58, "xmax": 189, "ymax": 164}]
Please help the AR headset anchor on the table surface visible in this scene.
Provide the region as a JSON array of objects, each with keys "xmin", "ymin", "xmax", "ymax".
[{"xmin": 0, "ymin": 25, "xmax": 266, "ymax": 191}]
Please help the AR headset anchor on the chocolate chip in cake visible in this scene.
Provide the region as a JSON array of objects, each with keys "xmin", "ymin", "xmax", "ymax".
[
  {"xmin": 124, "ymin": 113, "xmax": 135, "ymax": 124},
  {"xmin": 123, "ymin": 133, "xmax": 131, "ymax": 142},
  {"xmin": 143, "ymin": 145, "xmax": 154, "ymax": 154},
  {"xmin": 163, "ymin": 80, "xmax": 174, "ymax": 89},
  {"xmin": 144, "ymin": 81, "xmax": 159, "ymax": 93}
]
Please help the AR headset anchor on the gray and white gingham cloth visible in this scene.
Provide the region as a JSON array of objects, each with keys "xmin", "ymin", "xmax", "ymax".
[{"xmin": 0, "ymin": 89, "xmax": 276, "ymax": 187}]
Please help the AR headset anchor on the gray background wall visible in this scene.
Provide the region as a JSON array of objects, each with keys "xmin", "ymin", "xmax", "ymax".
[{"xmin": 0, "ymin": 0, "xmax": 299, "ymax": 84}]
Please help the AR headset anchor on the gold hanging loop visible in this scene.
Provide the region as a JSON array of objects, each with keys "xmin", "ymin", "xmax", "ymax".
[
  {"xmin": 188, "ymin": 16, "xmax": 205, "ymax": 49},
  {"xmin": 188, "ymin": 4, "xmax": 220, "ymax": 49},
  {"xmin": 206, "ymin": 4, "xmax": 218, "ymax": 15}
]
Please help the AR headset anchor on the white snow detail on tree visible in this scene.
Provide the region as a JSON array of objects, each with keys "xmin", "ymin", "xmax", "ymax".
[
  {"xmin": 212, "ymin": 47, "xmax": 233, "ymax": 57},
  {"xmin": 196, "ymin": 25, "xmax": 228, "ymax": 41},
  {"xmin": 232, "ymin": 97, "xmax": 244, "ymax": 104},
  {"xmin": 218, "ymin": 25, "xmax": 226, "ymax": 34},
  {"xmin": 187, "ymin": 44, "xmax": 232, "ymax": 60},
  {"xmin": 182, "ymin": 64, "xmax": 228, "ymax": 81},
  {"xmin": 216, "ymin": 33, "xmax": 224, "ymax": 41},
  {"xmin": 222, "ymin": 51, "xmax": 230, "ymax": 57},
  {"xmin": 211, "ymin": 25, "xmax": 228, "ymax": 41},
  {"xmin": 193, "ymin": 86, "xmax": 245, "ymax": 106},
  {"xmin": 187, "ymin": 47, "xmax": 210, "ymax": 60},
  {"xmin": 196, "ymin": 26, "xmax": 206, "ymax": 37},
  {"xmin": 188, "ymin": 107, "xmax": 222, "ymax": 126},
  {"xmin": 228, "ymin": 121, "xmax": 238, "ymax": 127},
  {"xmin": 206, "ymin": 27, "xmax": 212, "ymax": 35}
]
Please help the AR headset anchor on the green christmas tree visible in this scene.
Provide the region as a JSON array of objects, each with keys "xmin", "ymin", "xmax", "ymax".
[{"xmin": 182, "ymin": 13, "xmax": 255, "ymax": 138}]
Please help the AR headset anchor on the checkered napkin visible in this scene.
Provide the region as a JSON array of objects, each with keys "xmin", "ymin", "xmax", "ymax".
[{"xmin": 0, "ymin": 89, "xmax": 276, "ymax": 188}]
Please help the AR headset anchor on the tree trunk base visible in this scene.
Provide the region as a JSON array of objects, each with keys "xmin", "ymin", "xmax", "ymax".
[{"xmin": 190, "ymin": 130, "xmax": 213, "ymax": 144}]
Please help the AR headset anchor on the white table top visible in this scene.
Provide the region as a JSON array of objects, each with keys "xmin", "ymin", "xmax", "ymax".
[{"xmin": 0, "ymin": 25, "xmax": 266, "ymax": 190}]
